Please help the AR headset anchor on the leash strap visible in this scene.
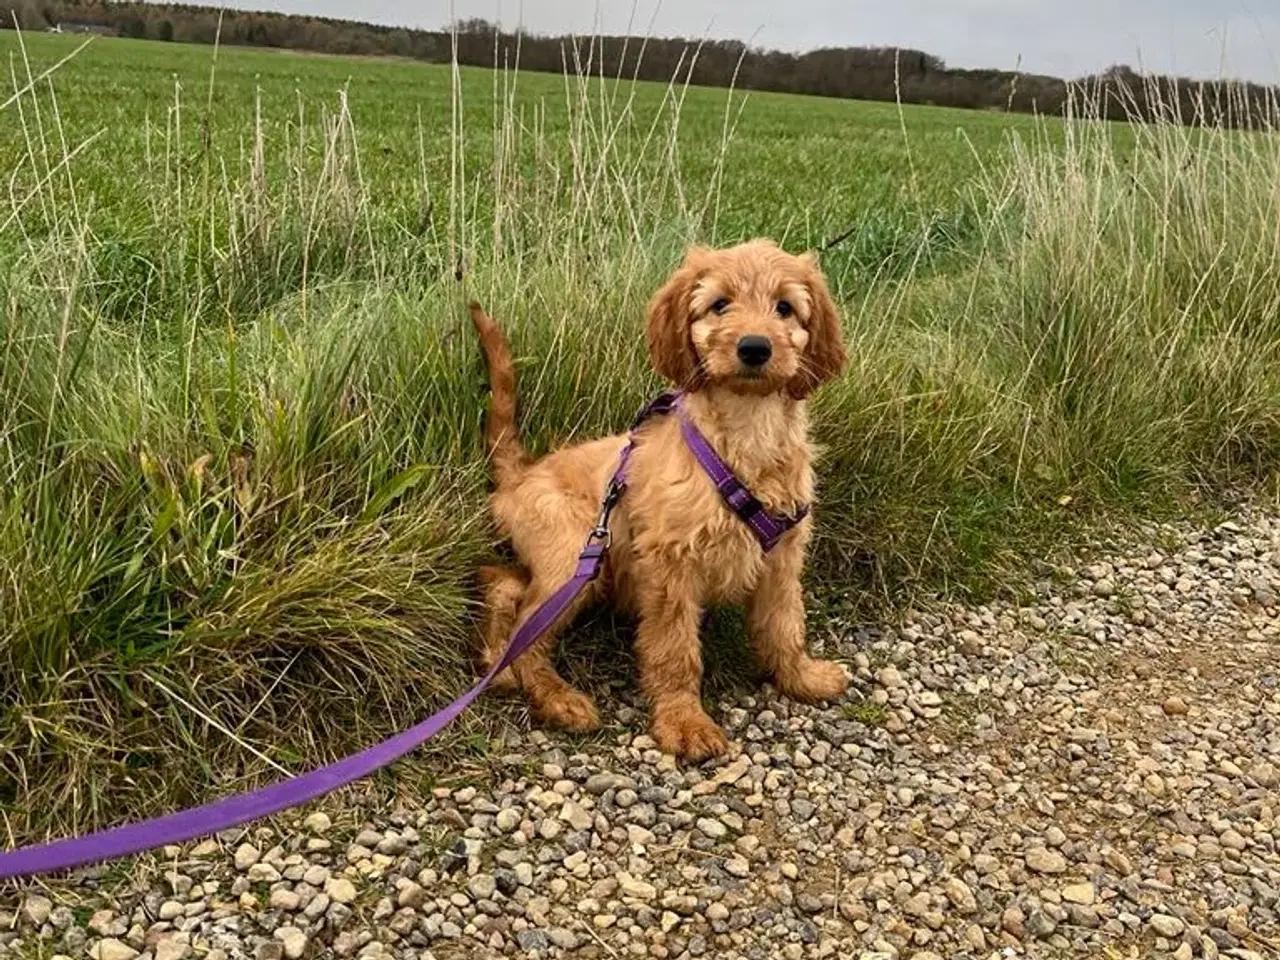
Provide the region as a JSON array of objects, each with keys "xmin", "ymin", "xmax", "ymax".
[{"xmin": 0, "ymin": 389, "xmax": 808, "ymax": 880}]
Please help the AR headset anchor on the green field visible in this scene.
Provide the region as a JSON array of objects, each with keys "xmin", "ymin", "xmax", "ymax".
[
  {"xmin": 1, "ymin": 34, "xmax": 1027, "ymax": 271},
  {"xmin": 3, "ymin": 32, "xmax": 1278, "ymax": 841}
]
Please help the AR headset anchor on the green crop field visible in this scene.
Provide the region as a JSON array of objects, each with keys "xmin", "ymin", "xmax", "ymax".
[
  {"xmin": 0, "ymin": 33, "xmax": 1027, "ymax": 269},
  {"xmin": 2, "ymin": 31, "xmax": 1278, "ymax": 842}
]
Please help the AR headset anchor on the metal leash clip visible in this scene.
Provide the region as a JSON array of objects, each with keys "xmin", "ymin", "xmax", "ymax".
[{"xmin": 588, "ymin": 478, "xmax": 625, "ymax": 548}]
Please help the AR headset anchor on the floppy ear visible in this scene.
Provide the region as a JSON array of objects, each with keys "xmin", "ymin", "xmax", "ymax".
[
  {"xmin": 789, "ymin": 251, "xmax": 847, "ymax": 399},
  {"xmin": 646, "ymin": 247, "xmax": 710, "ymax": 389}
]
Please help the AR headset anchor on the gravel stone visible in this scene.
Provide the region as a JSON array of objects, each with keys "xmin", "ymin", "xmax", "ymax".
[
  {"xmin": 790, "ymin": 798, "xmax": 816, "ymax": 821},
  {"xmin": 558, "ymin": 800, "xmax": 592, "ymax": 832},
  {"xmin": 468, "ymin": 873, "xmax": 497, "ymax": 900},
  {"xmin": 233, "ymin": 844, "xmax": 261, "ymax": 871},
  {"xmin": 1026, "ymin": 847, "xmax": 1069, "ymax": 874},
  {"xmin": 1062, "ymin": 882, "xmax": 1096, "ymax": 905},
  {"xmin": 944, "ymin": 878, "xmax": 977, "ymax": 914},
  {"xmin": 875, "ymin": 666, "xmax": 904, "ymax": 689},
  {"xmin": 516, "ymin": 928, "xmax": 550, "ymax": 951},
  {"xmin": 618, "ymin": 872, "xmax": 658, "ymax": 900},
  {"xmin": 273, "ymin": 927, "xmax": 307, "ymax": 960},
  {"xmin": 22, "ymin": 895, "xmax": 53, "ymax": 927},
  {"xmin": 89, "ymin": 940, "xmax": 138, "ymax": 960},
  {"xmin": 1150, "ymin": 914, "xmax": 1186, "ymax": 937},
  {"xmin": 1027, "ymin": 908, "xmax": 1057, "ymax": 938},
  {"xmin": 696, "ymin": 817, "xmax": 727, "ymax": 839},
  {"xmin": 154, "ymin": 938, "xmax": 192, "ymax": 960},
  {"xmin": 325, "ymin": 877, "xmax": 357, "ymax": 904},
  {"xmin": 585, "ymin": 773, "xmax": 633, "ymax": 795},
  {"xmin": 546, "ymin": 928, "xmax": 577, "ymax": 949}
]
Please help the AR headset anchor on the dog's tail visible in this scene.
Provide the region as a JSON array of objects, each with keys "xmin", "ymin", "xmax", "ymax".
[{"xmin": 470, "ymin": 301, "xmax": 527, "ymax": 487}]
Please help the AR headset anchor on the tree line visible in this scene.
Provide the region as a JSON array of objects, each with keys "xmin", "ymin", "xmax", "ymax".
[{"xmin": 5, "ymin": 1, "xmax": 1277, "ymax": 127}]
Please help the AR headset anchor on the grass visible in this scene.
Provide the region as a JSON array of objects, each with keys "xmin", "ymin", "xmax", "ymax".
[
  {"xmin": 841, "ymin": 702, "xmax": 889, "ymax": 727},
  {"xmin": 1, "ymin": 30, "xmax": 1279, "ymax": 846}
]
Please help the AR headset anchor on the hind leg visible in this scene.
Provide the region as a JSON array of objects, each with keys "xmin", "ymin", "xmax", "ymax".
[
  {"xmin": 477, "ymin": 563, "xmax": 597, "ymax": 730},
  {"xmin": 488, "ymin": 451, "xmax": 621, "ymax": 732},
  {"xmin": 505, "ymin": 571, "xmax": 602, "ymax": 733},
  {"xmin": 476, "ymin": 565, "xmax": 529, "ymax": 693}
]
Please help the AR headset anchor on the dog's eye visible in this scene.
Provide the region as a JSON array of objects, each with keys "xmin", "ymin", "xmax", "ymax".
[
  {"xmin": 710, "ymin": 298, "xmax": 731, "ymax": 316},
  {"xmin": 776, "ymin": 300, "xmax": 794, "ymax": 318}
]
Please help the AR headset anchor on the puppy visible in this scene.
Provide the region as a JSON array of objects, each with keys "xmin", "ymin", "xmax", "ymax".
[{"xmin": 472, "ymin": 239, "xmax": 849, "ymax": 760}]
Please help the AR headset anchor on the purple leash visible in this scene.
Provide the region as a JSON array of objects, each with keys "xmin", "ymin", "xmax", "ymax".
[
  {"xmin": 0, "ymin": 538, "xmax": 609, "ymax": 880},
  {"xmin": 0, "ymin": 390, "xmax": 807, "ymax": 880}
]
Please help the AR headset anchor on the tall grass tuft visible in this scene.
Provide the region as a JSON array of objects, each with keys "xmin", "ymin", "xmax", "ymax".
[
  {"xmin": 813, "ymin": 80, "xmax": 1280, "ymax": 598},
  {"xmin": 2, "ymin": 34, "xmax": 1280, "ymax": 842}
]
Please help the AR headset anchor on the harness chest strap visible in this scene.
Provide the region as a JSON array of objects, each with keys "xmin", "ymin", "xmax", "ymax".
[{"xmin": 675, "ymin": 411, "xmax": 808, "ymax": 551}]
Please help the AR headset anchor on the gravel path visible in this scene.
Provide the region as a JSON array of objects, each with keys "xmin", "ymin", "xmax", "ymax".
[{"xmin": 4, "ymin": 510, "xmax": 1279, "ymax": 960}]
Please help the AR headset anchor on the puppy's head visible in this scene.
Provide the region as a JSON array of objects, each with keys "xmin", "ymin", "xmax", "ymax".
[{"xmin": 645, "ymin": 239, "xmax": 846, "ymax": 398}]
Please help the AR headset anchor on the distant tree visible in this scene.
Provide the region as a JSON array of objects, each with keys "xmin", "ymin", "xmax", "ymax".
[
  {"xmin": 117, "ymin": 12, "xmax": 144, "ymax": 37},
  {"xmin": 3, "ymin": 0, "xmax": 1271, "ymax": 129},
  {"xmin": 454, "ymin": 17, "xmax": 495, "ymax": 35},
  {"xmin": 3, "ymin": 0, "xmax": 48, "ymax": 28}
]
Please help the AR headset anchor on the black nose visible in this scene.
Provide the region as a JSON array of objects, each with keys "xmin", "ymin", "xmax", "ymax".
[{"xmin": 736, "ymin": 335, "xmax": 772, "ymax": 367}]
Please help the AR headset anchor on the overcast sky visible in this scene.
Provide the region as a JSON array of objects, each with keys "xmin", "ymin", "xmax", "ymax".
[{"xmin": 175, "ymin": 0, "xmax": 1280, "ymax": 84}]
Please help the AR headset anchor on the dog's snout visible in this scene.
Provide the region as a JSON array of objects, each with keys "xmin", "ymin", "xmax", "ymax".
[{"xmin": 736, "ymin": 335, "xmax": 772, "ymax": 368}]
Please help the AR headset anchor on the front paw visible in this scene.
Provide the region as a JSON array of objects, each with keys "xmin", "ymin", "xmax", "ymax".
[
  {"xmin": 651, "ymin": 703, "xmax": 730, "ymax": 762},
  {"xmin": 777, "ymin": 657, "xmax": 849, "ymax": 703}
]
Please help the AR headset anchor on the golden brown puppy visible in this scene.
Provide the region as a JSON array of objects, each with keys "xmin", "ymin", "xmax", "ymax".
[{"xmin": 472, "ymin": 239, "xmax": 849, "ymax": 760}]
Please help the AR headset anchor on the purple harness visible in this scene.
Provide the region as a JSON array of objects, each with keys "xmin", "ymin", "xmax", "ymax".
[
  {"xmin": 618, "ymin": 391, "xmax": 808, "ymax": 551},
  {"xmin": 0, "ymin": 390, "xmax": 808, "ymax": 880}
]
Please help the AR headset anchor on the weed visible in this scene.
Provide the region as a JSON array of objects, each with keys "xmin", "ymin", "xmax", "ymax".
[{"xmin": 842, "ymin": 702, "xmax": 889, "ymax": 727}]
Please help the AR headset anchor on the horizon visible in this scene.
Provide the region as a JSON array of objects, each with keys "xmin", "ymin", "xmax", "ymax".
[{"xmin": 136, "ymin": 0, "xmax": 1280, "ymax": 86}]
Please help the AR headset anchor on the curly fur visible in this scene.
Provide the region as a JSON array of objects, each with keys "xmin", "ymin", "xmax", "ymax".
[{"xmin": 471, "ymin": 239, "xmax": 849, "ymax": 761}]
